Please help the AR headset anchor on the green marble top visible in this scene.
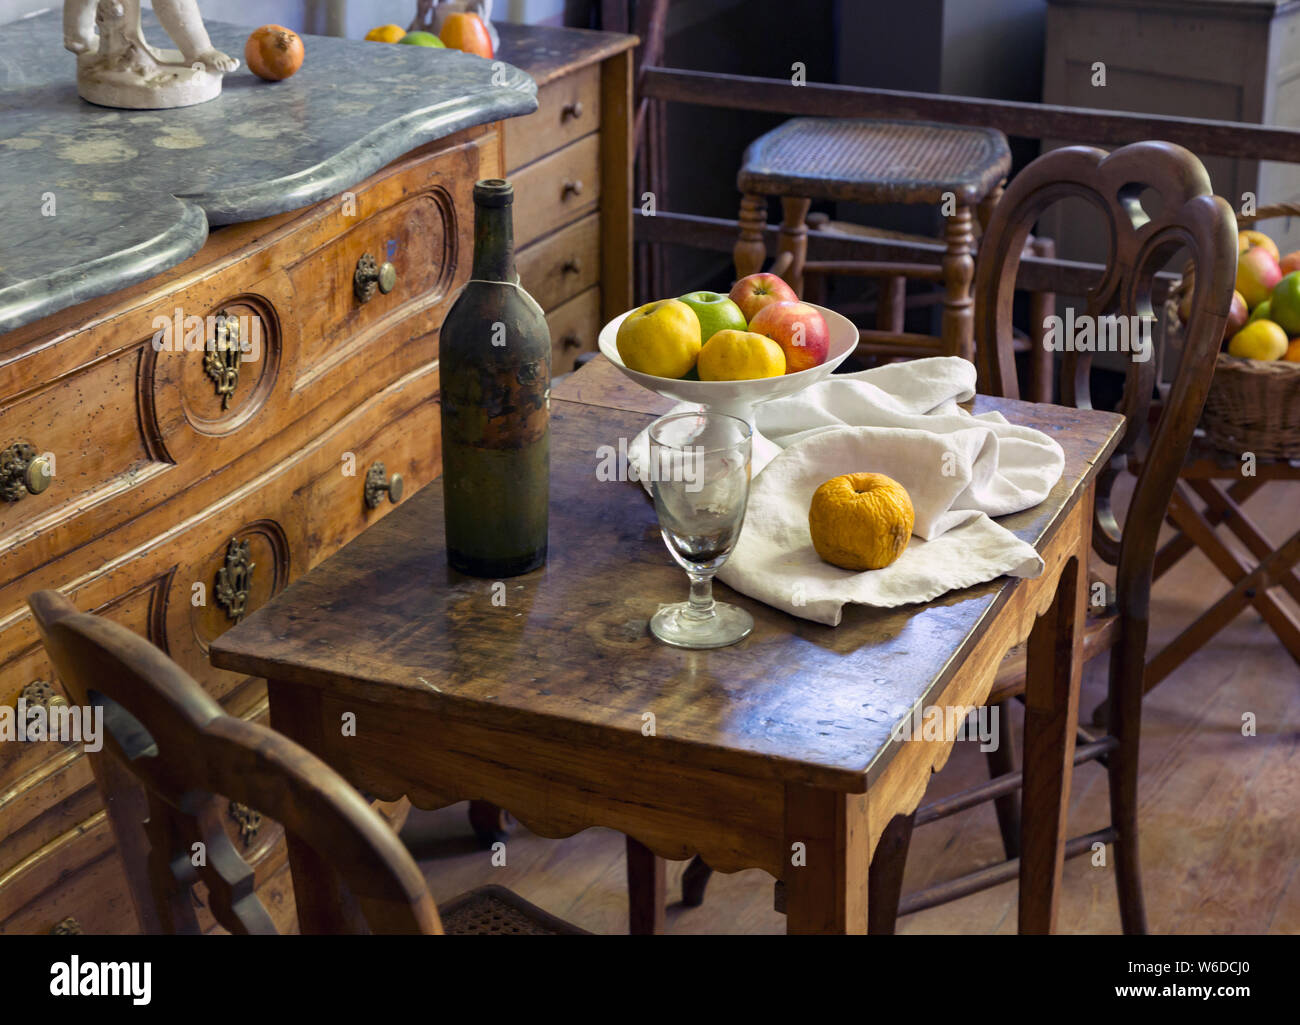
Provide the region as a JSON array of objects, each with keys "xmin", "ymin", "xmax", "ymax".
[{"xmin": 0, "ymin": 11, "xmax": 537, "ymax": 335}]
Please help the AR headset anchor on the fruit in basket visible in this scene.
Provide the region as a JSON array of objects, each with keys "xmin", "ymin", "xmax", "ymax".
[
  {"xmin": 616, "ymin": 300, "xmax": 702, "ymax": 378},
  {"xmin": 1237, "ymin": 247, "xmax": 1283, "ymax": 308},
  {"xmin": 1239, "ymin": 230, "xmax": 1280, "ymax": 261},
  {"xmin": 1224, "ymin": 291, "xmax": 1250, "ymax": 340},
  {"xmin": 748, "ymin": 300, "xmax": 830, "ymax": 374},
  {"xmin": 1249, "ymin": 299, "xmax": 1272, "ymax": 323},
  {"xmin": 1269, "ymin": 272, "xmax": 1300, "ymax": 335},
  {"xmin": 808, "ymin": 473, "xmax": 915, "ymax": 572},
  {"xmin": 1281, "ymin": 250, "xmax": 1300, "ymax": 276},
  {"xmin": 677, "ymin": 291, "xmax": 747, "ymax": 343},
  {"xmin": 1287, "ymin": 339, "xmax": 1300, "ymax": 362},
  {"xmin": 245, "ymin": 25, "xmax": 305, "ymax": 81},
  {"xmin": 441, "ymin": 12, "xmax": 494, "ymax": 58},
  {"xmin": 729, "ymin": 273, "xmax": 798, "ymax": 322},
  {"xmin": 697, "ymin": 330, "xmax": 786, "ymax": 381},
  {"xmin": 1227, "ymin": 319, "xmax": 1288, "ymax": 361}
]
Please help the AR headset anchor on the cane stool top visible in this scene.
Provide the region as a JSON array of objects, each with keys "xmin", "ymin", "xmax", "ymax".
[{"xmin": 738, "ymin": 118, "xmax": 1011, "ymax": 207}]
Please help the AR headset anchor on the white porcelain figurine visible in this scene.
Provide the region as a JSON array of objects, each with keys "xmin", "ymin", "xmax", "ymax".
[
  {"xmin": 64, "ymin": 0, "xmax": 238, "ymax": 109},
  {"xmin": 410, "ymin": 0, "xmax": 499, "ymax": 52}
]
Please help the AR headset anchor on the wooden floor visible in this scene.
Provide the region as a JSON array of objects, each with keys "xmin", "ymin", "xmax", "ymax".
[{"xmin": 403, "ymin": 479, "xmax": 1300, "ymax": 934}]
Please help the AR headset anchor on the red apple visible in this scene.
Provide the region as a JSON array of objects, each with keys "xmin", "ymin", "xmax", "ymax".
[
  {"xmin": 748, "ymin": 300, "xmax": 830, "ymax": 374},
  {"xmin": 1280, "ymin": 250, "xmax": 1300, "ymax": 276},
  {"xmin": 1223, "ymin": 289, "xmax": 1249, "ymax": 345},
  {"xmin": 1237, "ymin": 246, "xmax": 1283, "ymax": 309},
  {"xmin": 729, "ymin": 272, "xmax": 797, "ymax": 322}
]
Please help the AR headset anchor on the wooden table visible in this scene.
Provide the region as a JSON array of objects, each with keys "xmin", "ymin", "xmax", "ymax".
[{"xmin": 210, "ymin": 357, "xmax": 1124, "ymax": 934}]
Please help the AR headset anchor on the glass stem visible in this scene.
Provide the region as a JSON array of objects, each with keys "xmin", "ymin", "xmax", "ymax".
[{"xmin": 686, "ymin": 572, "xmax": 716, "ymax": 619}]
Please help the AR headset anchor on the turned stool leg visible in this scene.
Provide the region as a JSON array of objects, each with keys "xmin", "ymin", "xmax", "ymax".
[
  {"xmin": 940, "ymin": 204, "xmax": 976, "ymax": 362},
  {"xmin": 734, "ymin": 192, "xmax": 768, "ymax": 282},
  {"xmin": 877, "ymin": 276, "xmax": 906, "ymax": 334},
  {"xmin": 777, "ymin": 196, "xmax": 811, "ymax": 296}
]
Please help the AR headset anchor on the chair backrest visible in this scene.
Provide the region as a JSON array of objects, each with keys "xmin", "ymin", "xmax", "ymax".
[
  {"xmin": 974, "ymin": 140, "xmax": 1236, "ymax": 686},
  {"xmin": 27, "ymin": 590, "xmax": 442, "ymax": 935}
]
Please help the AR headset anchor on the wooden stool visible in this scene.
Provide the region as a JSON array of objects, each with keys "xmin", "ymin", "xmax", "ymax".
[
  {"xmin": 734, "ymin": 117, "xmax": 1011, "ymax": 363},
  {"xmin": 1145, "ymin": 443, "xmax": 1300, "ymax": 693}
]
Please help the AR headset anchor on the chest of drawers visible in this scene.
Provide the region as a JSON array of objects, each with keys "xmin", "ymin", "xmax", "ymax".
[
  {"xmin": 0, "ymin": 14, "xmax": 643, "ymax": 935},
  {"xmin": 497, "ymin": 24, "xmax": 637, "ymax": 376}
]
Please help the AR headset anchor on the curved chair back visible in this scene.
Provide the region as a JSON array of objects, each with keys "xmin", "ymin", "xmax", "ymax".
[
  {"xmin": 27, "ymin": 589, "xmax": 442, "ymax": 935},
  {"xmin": 974, "ymin": 141, "xmax": 1236, "ymax": 690}
]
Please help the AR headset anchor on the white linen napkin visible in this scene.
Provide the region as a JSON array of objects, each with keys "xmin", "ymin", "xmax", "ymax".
[{"xmin": 627, "ymin": 357, "xmax": 1065, "ymax": 626}]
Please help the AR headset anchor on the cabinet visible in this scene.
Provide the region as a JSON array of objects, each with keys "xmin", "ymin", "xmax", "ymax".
[
  {"xmin": 497, "ymin": 24, "xmax": 637, "ymax": 375},
  {"xmin": 1044, "ymin": 0, "xmax": 1300, "ymax": 258}
]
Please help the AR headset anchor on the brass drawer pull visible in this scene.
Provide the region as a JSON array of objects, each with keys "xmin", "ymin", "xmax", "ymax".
[
  {"xmin": 51, "ymin": 917, "xmax": 83, "ymax": 936},
  {"xmin": 1, "ymin": 442, "xmax": 53, "ymax": 502},
  {"xmin": 561, "ymin": 100, "xmax": 583, "ymax": 121},
  {"xmin": 364, "ymin": 462, "xmax": 404, "ymax": 509},
  {"xmin": 561, "ymin": 334, "xmax": 581, "ymax": 351},
  {"xmin": 561, "ymin": 258, "xmax": 581, "ymax": 275},
  {"xmin": 354, "ymin": 252, "xmax": 397, "ymax": 303},
  {"xmin": 562, "ymin": 179, "xmax": 584, "ymax": 200}
]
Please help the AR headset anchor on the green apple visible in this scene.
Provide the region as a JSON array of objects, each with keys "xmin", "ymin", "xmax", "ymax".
[
  {"xmin": 678, "ymin": 290, "xmax": 747, "ymax": 343},
  {"xmin": 400, "ymin": 31, "xmax": 446, "ymax": 47}
]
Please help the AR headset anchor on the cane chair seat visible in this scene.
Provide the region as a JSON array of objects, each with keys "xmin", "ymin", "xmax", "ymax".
[
  {"xmin": 737, "ymin": 118, "xmax": 1011, "ymax": 207},
  {"xmin": 438, "ymin": 884, "xmax": 589, "ymax": 935}
]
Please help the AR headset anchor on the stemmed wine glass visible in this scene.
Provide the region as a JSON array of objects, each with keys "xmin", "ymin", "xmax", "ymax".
[{"xmin": 647, "ymin": 411, "xmax": 754, "ymax": 649}]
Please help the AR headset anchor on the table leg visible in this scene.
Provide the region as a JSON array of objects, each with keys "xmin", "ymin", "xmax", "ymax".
[
  {"xmin": 783, "ymin": 784, "xmax": 870, "ymax": 934},
  {"xmin": 625, "ymin": 837, "xmax": 666, "ymax": 934},
  {"xmin": 1019, "ymin": 550, "xmax": 1085, "ymax": 934},
  {"xmin": 266, "ymin": 678, "xmax": 360, "ymax": 934}
]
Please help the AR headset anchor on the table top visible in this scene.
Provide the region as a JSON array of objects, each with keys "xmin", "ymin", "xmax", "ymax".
[
  {"xmin": 211, "ymin": 358, "xmax": 1124, "ymax": 793},
  {"xmin": 0, "ymin": 11, "xmax": 537, "ymax": 336}
]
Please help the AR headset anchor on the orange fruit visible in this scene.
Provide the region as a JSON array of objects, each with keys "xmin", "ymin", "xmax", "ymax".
[
  {"xmin": 1286, "ymin": 339, "xmax": 1300, "ymax": 362},
  {"xmin": 808, "ymin": 473, "xmax": 915, "ymax": 571},
  {"xmin": 440, "ymin": 12, "xmax": 494, "ymax": 58},
  {"xmin": 245, "ymin": 25, "xmax": 305, "ymax": 81},
  {"xmin": 365, "ymin": 24, "xmax": 406, "ymax": 43}
]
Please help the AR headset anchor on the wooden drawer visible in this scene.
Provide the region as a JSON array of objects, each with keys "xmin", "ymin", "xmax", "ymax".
[
  {"xmin": 505, "ymin": 63, "xmax": 601, "ymax": 172},
  {"xmin": 0, "ymin": 129, "xmax": 496, "ymax": 600},
  {"xmin": 0, "ymin": 812, "xmax": 136, "ymax": 935},
  {"xmin": 547, "ymin": 286, "xmax": 603, "ymax": 377},
  {"xmin": 512, "ymin": 134, "xmax": 601, "ymax": 247},
  {"xmin": 300, "ymin": 362, "xmax": 441, "ymax": 566},
  {"xmin": 517, "ymin": 214, "xmax": 601, "ymax": 313}
]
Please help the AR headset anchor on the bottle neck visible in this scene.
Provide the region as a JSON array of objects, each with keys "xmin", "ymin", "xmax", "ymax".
[{"xmin": 471, "ymin": 202, "xmax": 516, "ymax": 283}]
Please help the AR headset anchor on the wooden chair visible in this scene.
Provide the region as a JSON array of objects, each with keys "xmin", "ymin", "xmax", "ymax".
[
  {"xmin": 657, "ymin": 141, "xmax": 1236, "ymax": 932},
  {"xmin": 27, "ymin": 589, "xmax": 585, "ymax": 935},
  {"xmin": 865, "ymin": 140, "xmax": 1237, "ymax": 933},
  {"xmin": 732, "ymin": 118, "xmax": 1011, "ymax": 364}
]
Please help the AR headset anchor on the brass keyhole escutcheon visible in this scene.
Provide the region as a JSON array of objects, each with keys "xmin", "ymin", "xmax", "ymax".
[
  {"xmin": 215, "ymin": 538, "xmax": 254, "ymax": 623},
  {"xmin": 203, "ymin": 310, "xmax": 242, "ymax": 411},
  {"xmin": 1, "ymin": 443, "xmax": 53, "ymax": 503},
  {"xmin": 364, "ymin": 462, "xmax": 404, "ymax": 509},
  {"xmin": 354, "ymin": 253, "xmax": 398, "ymax": 303}
]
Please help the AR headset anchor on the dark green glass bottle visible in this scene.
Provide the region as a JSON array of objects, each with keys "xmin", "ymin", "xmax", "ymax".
[{"xmin": 439, "ymin": 179, "xmax": 550, "ymax": 577}]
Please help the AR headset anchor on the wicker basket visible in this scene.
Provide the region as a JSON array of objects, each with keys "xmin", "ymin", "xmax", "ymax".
[{"xmin": 1168, "ymin": 202, "xmax": 1300, "ymax": 459}]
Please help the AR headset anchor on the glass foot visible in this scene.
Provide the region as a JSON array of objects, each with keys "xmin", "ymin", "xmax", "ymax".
[{"xmin": 650, "ymin": 601, "xmax": 753, "ymax": 649}]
